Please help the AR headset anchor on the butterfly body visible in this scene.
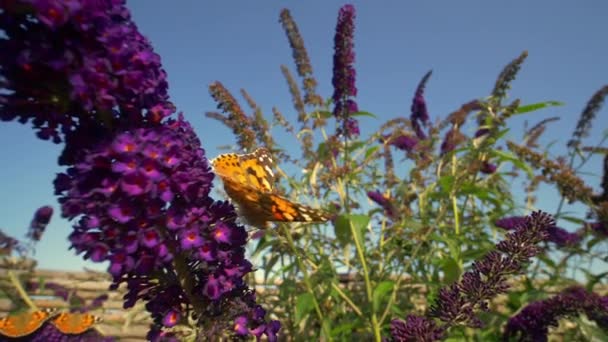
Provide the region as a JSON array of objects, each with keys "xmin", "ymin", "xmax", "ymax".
[
  {"xmin": 211, "ymin": 148, "xmax": 330, "ymax": 228},
  {"xmin": 0, "ymin": 308, "xmax": 56, "ymax": 338}
]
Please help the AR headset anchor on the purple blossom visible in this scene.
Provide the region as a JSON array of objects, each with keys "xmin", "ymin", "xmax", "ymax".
[
  {"xmin": 367, "ymin": 190, "xmax": 396, "ymax": 219},
  {"xmin": 504, "ymin": 286, "xmax": 608, "ymax": 341},
  {"xmin": 391, "ymin": 212, "xmax": 553, "ymax": 340},
  {"xmin": 410, "ymin": 70, "xmax": 432, "ymax": 140},
  {"xmin": 331, "ymin": 4, "xmax": 359, "ymax": 138},
  {"xmin": 390, "ymin": 316, "xmax": 445, "ymax": 342},
  {"xmin": 0, "ymin": 0, "xmax": 174, "ymax": 144},
  {"xmin": 2, "ymin": 0, "xmax": 280, "ymax": 339},
  {"xmin": 27, "ymin": 205, "xmax": 53, "ymax": 241},
  {"xmin": 480, "ymin": 161, "xmax": 497, "ymax": 174},
  {"xmin": 384, "ymin": 134, "xmax": 419, "ymax": 152},
  {"xmin": 496, "ymin": 216, "xmax": 582, "ymax": 248}
]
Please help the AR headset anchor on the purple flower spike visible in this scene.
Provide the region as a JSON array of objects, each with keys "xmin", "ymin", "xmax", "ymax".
[
  {"xmin": 390, "ymin": 316, "xmax": 445, "ymax": 342},
  {"xmin": 410, "ymin": 70, "xmax": 433, "ymax": 140},
  {"xmin": 504, "ymin": 286, "xmax": 608, "ymax": 341},
  {"xmin": 27, "ymin": 205, "xmax": 54, "ymax": 241},
  {"xmin": 367, "ymin": 191, "xmax": 397, "ymax": 219},
  {"xmin": 331, "ymin": 4, "xmax": 359, "ymax": 138}
]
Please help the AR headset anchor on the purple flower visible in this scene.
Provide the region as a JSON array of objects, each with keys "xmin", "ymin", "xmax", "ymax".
[
  {"xmin": 496, "ymin": 216, "xmax": 582, "ymax": 248},
  {"xmin": 27, "ymin": 205, "xmax": 53, "ymax": 241},
  {"xmin": 234, "ymin": 315, "xmax": 250, "ymax": 335},
  {"xmin": 367, "ymin": 190, "xmax": 397, "ymax": 219},
  {"xmin": 384, "ymin": 134, "xmax": 419, "ymax": 152},
  {"xmin": 504, "ymin": 286, "xmax": 608, "ymax": 341},
  {"xmin": 162, "ymin": 310, "xmax": 180, "ymax": 328},
  {"xmin": 331, "ymin": 4, "xmax": 359, "ymax": 138},
  {"xmin": 495, "ymin": 216, "xmax": 527, "ymax": 230},
  {"xmin": 390, "ymin": 316, "xmax": 445, "ymax": 342},
  {"xmin": 410, "ymin": 71, "xmax": 432, "ymax": 140},
  {"xmin": 546, "ymin": 226, "xmax": 582, "ymax": 247},
  {"xmin": 480, "ymin": 161, "xmax": 497, "ymax": 174},
  {"xmin": 435, "ymin": 212, "xmax": 552, "ymax": 325},
  {"xmin": 0, "ymin": 0, "xmax": 174, "ymax": 144}
]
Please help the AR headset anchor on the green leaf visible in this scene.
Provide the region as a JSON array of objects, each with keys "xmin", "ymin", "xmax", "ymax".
[
  {"xmin": 372, "ymin": 281, "xmax": 395, "ymax": 312},
  {"xmin": 295, "ymin": 293, "xmax": 315, "ymax": 323},
  {"xmin": 333, "ymin": 214, "xmax": 351, "ymax": 246},
  {"xmin": 350, "ymin": 111, "xmax": 377, "ymax": 118},
  {"xmin": 492, "ymin": 149, "xmax": 535, "ymax": 178},
  {"xmin": 365, "ymin": 146, "xmax": 380, "ymax": 159},
  {"xmin": 313, "ymin": 110, "xmax": 333, "ymax": 119},
  {"xmin": 515, "ymin": 100, "xmax": 564, "ymax": 114},
  {"xmin": 441, "ymin": 257, "xmax": 462, "ymax": 284},
  {"xmin": 438, "ymin": 175, "xmax": 455, "ymax": 193},
  {"xmin": 348, "ymin": 214, "xmax": 370, "ymax": 250}
]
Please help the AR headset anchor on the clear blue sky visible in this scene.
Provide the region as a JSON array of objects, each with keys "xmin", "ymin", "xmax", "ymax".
[{"xmin": 1, "ymin": 0, "xmax": 606, "ymax": 271}]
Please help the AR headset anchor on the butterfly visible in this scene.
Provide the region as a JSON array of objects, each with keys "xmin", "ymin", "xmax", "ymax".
[
  {"xmin": 211, "ymin": 148, "xmax": 331, "ymax": 228},
  {"xmin": 50, "ymin": 312, "xmax": 102, "ymax": 335},
  {"xmin": 0, "ymin": 308, "xmax": 56, "ymax": 338}
]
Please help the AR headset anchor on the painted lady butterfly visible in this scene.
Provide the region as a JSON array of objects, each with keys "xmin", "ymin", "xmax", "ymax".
[
  {"xmin": 211, "ymin": 148, "xmax": 331, "ymax": 227},
  {"xmin": 0, "ymin": 310, "xmax": 102, "ymax": 337},
  {"xmin": 50, "ymin": 312, "xmax": 101, "ymax": 335},
  {"xmin": 0, "ymin": 308, "xmax": 55, "ymax": 338}
]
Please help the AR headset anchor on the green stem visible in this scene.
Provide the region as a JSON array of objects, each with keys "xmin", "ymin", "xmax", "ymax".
[
  {"xmin": 8, "ymin": 270, "xmax": 37, "ymax": 310},
  {"xmin": 350, "ymin": 221, "xmax": 381, "ymax": 341},
  {"xmin": 280, "ymin": 225, "xmax": 332, "ymax": 340}
]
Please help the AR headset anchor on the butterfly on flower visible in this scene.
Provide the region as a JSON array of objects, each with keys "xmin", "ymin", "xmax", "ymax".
[
  {"xmin": 211, "ymin": 148, "xmax": 331, "ymax": 228},
  {"xmin": 0, "ymin": 308, "xmax": 56, "ymax": 338}
]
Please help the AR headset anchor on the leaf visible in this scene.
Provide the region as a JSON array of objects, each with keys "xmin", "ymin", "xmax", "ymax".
[
  {"xmin": 441, "ymin": 257, "xmax": 462, "ymax": 284},
  {"xmin": 313, "ymin": 110, "xmax": 333, "ymax": 119},
  {"xmin": 365, "ymin": 146, "xmax": 380, "ymax": 159},
  {"xmin": 438, "ymin": 175, "xmax": 455, "ymax": 193},
  {"xmin": 514, "ymin": 100, "xmax": 564, "ymax": 114},
  {"xmin": 295, "ymin": 293, "xmax": 315, "ymax": 323},
  {"xmin": 372, "ymin": 281, "xmax": 395, "ymax": 312},
  {"xmin": 348, "ymin": 214, "xmax": 370, "ymax": 250},
  {"xmin": 333, "ymin": 214, "xmax": 351, "ymax": 246},
  {"xmin": 492, "ymin": 149, "xmax": 535, "ymax": 178},
  {"xmin": 350, "ymin": 111, "xmax": 377, "ymax": 118}
]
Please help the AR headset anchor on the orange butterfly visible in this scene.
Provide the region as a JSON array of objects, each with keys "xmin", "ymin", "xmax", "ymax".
[
  {"xmin": 50, "ymin": 312, "xmax": 102, "ymax": 335},
  {"xmin": 211, "ymin": 148, "xmax": 331, "ymax": 228},
  {"xmin": 0, "ymin": 308, "xmax": 56, "ymax": 338}
]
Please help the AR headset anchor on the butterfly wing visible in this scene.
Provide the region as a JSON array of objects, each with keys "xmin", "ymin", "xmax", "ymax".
[
  {"xmin": 0, "ymin": 309, "xmax": 54, "ymax": 338},
  {"xmin": 211, "ymin": 148, "xmax": 275, "ymax": 192},
  {"xmin": 211, "ymin": 148, "xmax": 330, "ymax": 227},
  {"xmin": 51, "ymin": 312, "xmax": 101, "ymax": 335}
]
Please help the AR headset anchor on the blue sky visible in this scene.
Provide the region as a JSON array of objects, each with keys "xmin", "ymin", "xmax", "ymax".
[{"xmin": 1, "ymin": 0, "xmax": 607, "ymax": 271}]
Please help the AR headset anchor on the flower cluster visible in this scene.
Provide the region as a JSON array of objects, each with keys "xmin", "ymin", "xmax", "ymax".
[
  {"xmin": 495, "ymin": 216, "xmax": 582, "ymax": 248},
  {"xmin": 391, "ymin": 211, "xmax": 554, "ymax": 341},
  {"xmin": 504, "ymin": 286, "xmax": 608, "ymax": 341},
  {"xmin": 27, "ymin": 205, "xmax": 53, "ymax": 242},
  {"xmin": 0, "ymin": 0, "xmax": 174, "ymax": 144},
  {"xmin": 411, "ymin": 71, "xmax": 432, "ymax": 140},
  {"xmin": 1, "ymin": 0, "xmax": 279, "ymax": 339},
  {"xmin": 367, "ymin": 190, "xmax": 396, "ymax": 219},
  {"xmin": 331, "ymin": 4, "xmax": 359, "ymax": 138},
  {"xmin": 55, "ymin": 116, "xmax": 278, "ymax": 338}
]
